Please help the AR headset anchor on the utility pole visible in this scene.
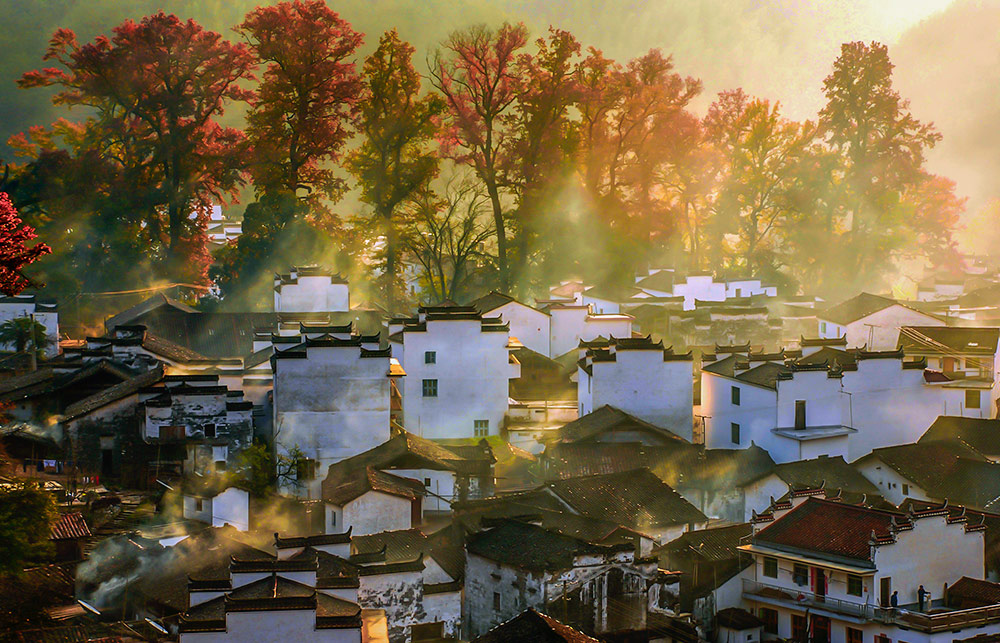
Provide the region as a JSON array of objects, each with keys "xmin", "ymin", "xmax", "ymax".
[{"xmin": 29, "ymin": 313, "xmax": 37, "ymax": 372}]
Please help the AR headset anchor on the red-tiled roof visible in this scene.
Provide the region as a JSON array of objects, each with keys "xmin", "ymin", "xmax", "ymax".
[
  {"xmin": 49, "ymin": 512, "xmax": 91, "ymax": 540},
  {"xmin": 949, "ymin": 576, "xmax": 1000, "ymax": 608},
  {"xmin": 754, "ymin": 497, "xmax": 905, "ymax": 563}
]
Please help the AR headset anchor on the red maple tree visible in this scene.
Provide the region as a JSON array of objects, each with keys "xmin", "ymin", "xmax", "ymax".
[
  {"xmin": 19, "ymin": 12, "xmax": 255, "ymax": 282},
  {"xmin": 239, "ymin": 0, "xmax": 363, "ymax": 203},
  {"xmin": 0, "ymin": 193, "xmax": 51, "ymax": 296}
]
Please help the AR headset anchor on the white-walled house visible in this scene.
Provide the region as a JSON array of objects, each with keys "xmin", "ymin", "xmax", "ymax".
[
  {"xmin": 817, "ymin": 293, "xmax": 945, "ymax": 350},
  {"xmin": 469, "ymin": 291, "xmax": 551, "ymax": 357},
  {"xmin": 321, "ymin": 467, "xmax": 425, "ymax": 536},
  {"xmin": 464, "ymin": 519, "xmax": 679, "ymax": 638},
  {"xmin": 320, "ymin": 430, "xmax": 496, "ymax": 515},
  {"xmin": 178, "ymin": 552, "xmax": 381, "ymax": 642},
  {"xmin": 0, "ymin": 294, "xmax": 59, "ymax": 358},
  {"xmin": 274, "ymin": 266, "xmax": 350, "ymax": 313},
  {"xmin": 899, "ymin": 326, "xmax": 1000, "ymax": 417},
  {"xmin": 390, "ymin": 306, "xmax": 518, "ymax": 440},
  {"xmin": 854, "ymin": 441, "xmax": 1000, "ymax": 510},
  {"xmin": 577, "ymin": 336, "xmax": 694, "ymax": 440},
  {"xmin": 182, "ymin": 482, "xmax": 251, "ymax": 531},
  {"xmin": 702, "ymin": 348, "xmax": 948, "ymax": 462},
  {"xmin": 632, "ymin": 270, "xmax": 777, "ymax": 311},
  {"xmin": 546, "ymin": 302, "xmax": 634, "ymax": 358},
  {"xmin": 739, "ymin": 455, "xmax": 884, "ymax": 521},
  {"xmin": 272, "ymin": 330, "xmax": 399, "ymax": 495},
  {"xmin": 739, "ymin": 495, "xmax": 1000, "ymax": 643}
]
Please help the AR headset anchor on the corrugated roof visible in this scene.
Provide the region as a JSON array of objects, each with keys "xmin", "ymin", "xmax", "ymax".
[{"xmin": 50, "ymin": 512, "xmax": 91, "ymax": 540}]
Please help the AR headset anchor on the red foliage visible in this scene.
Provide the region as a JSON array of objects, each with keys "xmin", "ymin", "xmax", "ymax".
[
  {"xmin": 19, "ymin": 13, "xmax": 256, "ymax": 282},
  {"xmin": 240, "ymin": 0, "xmax": 363, "ymax": 201},
  {"xmin": 0, "ymin": 193, "xmax": 51, "ymax": 296}
]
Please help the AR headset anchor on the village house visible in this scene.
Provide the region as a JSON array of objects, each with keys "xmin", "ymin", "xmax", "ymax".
[
  {"xmin": 456, "ymin": 468, "xmax": 708, "ymax": 547},
  {"xmin": 715, "ymin": 608, "xmax": 765, "ymax": 643},
  {"xmin": 469, "ymin": 290, "xmax": 552, "ymax": 357},
  {"xmin": 178, "ymin": 562, "xmax": 383, "ymax": 642},
  {"xmin": 101, "ymin": 283, "xmax": 384, "ymax": 363},
  {"xmin": 817, "ymin": 292, "xmax": 945, "ymax": 350},
  {"xmin": 274, "ymin": 266, "xmax": 351, "ymax": 313},
  {"xmin": 919, "ymin": 415, "xmax": 1000, "ymax": 461},
  {"xmin": 269, "ymin": 527, "xmax": 463, "ymax": 642},
  {"xmin": 48, "ymin": 511, "xmax": 91, "ymax": 562},
  {"xmin": 854, "ymin": 440, "xmax": 1000, "ymax": 510},
  {"xmin": 390, "ymin": 305, "xmax": 518, "ymax": 440},
  {"xmin": 181, "ymin": 479, "xmax": 252, "ymax": 531},
  {"xmin": 321, "ymin": 467, "xmax": 425, "ymax": 536},
  {"xmin": 576, "ymin": 336, "xmax": 694, "ymax": 439},
  {"xmin": 142, "ymin": 374, "xmax": 255, "ymax": 477},
  {"xmin": 739, "ymin": 455, "xmax": 886, "ymax": 521},
  {"xmin": 464, "ymin": 518, "xmax": 681, "ymax": 638},
  {"xmin": 271, "ymin": 325, "xmax": 398, "ymax": 495},
  {"xmin": 667, "ymin": 300, "xmax": 784, "ymax": 349},
  {"xmin": 899, "ymin": 326, "xmax": 1000, "ymax": 417},
  {"xmin": 471, "ymin": 608, "xmax": 601, "ymax": 642},
  {"xmin": 544, "ymin": 301, "xmax": 634, "ymax": 359},
  {"xmin": 0, "ymin": 293, "xmax": 60, "ymax": 358},
  {"xmin": 656, "ymin": 523, "xmax": 753, "ymax": 637},
  {"xmin": 319, "ymin": 429, "xmax": 496, "ymax": 518},
  {"xmin": 633, "ymin": 270, "xmax": 777, "ymax": 311},
  {"xmin": 349, "ymin": 527, "xmax": 465, "ymax": 641},
  {"xmin": 739, "ymin": 495, "xmax": 1000, "ymax": 643},
  {"xmin": 702, "ymin": 346, "xmax": 948, "ymax": 462}
]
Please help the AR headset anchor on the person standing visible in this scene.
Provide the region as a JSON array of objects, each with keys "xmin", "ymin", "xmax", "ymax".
[
  {"xmin": 918, "ymin": 585, "xmax": 928, "ymax": 612},
  {"xmin": 890, "ymin": 591, "xmax": 898, "ymax": 609}
]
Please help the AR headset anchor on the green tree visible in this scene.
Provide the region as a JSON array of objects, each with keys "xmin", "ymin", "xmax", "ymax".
[
  {"xmin": 819, "ymin": 41, "xmax": 941, "ymax": 290},
  {"xmin": 0, "ymin": 481, "xmax": 56, "ymax": 574},
  {"xmin": 705, "ymin": 89, "xmax": 818, "ymax": 274},
  {"xmin": 0, "ymin": 316, "xmax": 51, "ymax": 357},
  {"xmin": 347, "ymin": 30, "xmax": 443, "ymax": 311}
]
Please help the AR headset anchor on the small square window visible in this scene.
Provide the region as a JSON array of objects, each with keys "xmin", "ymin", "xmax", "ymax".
[
  {"xmin": 902, "ymin": 484, "xmax": 909, "ymax": 496},
  {"xmin": 966, "ymin": 389, "xmax": 981, "ymax": 409},
  {"xmin": 848, "ymin": 627, "xmax": 863, "ymax": 643},
  {"xmin": 493, "ymin": 591, "xmax": 501, "ymax": 611},
  {"xmin": 793, "ymin": 564, "xmax": 808, "ymax": 586},
  {"xmin": 848, "ymin": 574, "xmax": 863, "ymax": 597},
  {"xmin": 424, "ymin": 351, "xmax": 436, "ymax": 364},
  {"xmin": 424, "ymin": 477, "xmax": 431, "ymax": 486},
  {"xmin": 731, "ymin": 386, "xmax": 741, "ymax": 406},
  {"xmin": 763, "ymin": 557, "xmax": 778, "ymax": 578},
  {"xmin": 422, "ymin": 379, "xmax": 438, "ymax": 397},
  {"xmin": 731, "ymin": 423, "xmax": 740, "ymax": 445},
  {"xmin": 195, "ymin": 498, "xmax": 204, "ymax": 512},
  {"xmin": 474, "ymin": 419, "xmax": 489, "ymax": 437},
  {"xmin": 203, "ymin": 423, "xmax": 216, "ymax": 438},
  {"xmin": 820, "ymin": 321, "xmax": 827, "ymax": 333}
]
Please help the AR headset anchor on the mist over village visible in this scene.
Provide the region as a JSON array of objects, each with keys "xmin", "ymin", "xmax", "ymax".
[{"xmin": 3, "ymin": 1, "xmax": 1000, "ymax": 642}]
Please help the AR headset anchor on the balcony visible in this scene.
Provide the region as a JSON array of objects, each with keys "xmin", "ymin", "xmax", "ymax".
[
  {"xmin": 743, "ymin": 579, "xmax": 1000, "ymax": 633},
  {"xmin": 743, "ymin": 578, "xmax": 879, "ymax": 622}
]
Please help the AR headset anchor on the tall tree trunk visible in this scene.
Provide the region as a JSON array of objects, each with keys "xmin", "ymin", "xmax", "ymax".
[
  {"xmin": 383, "ymin": 204, "xmax": 397, "ymax": 311},
  {"xmin": 486, "ymin": 180, "xmax": 509, "ymax": 293}
]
